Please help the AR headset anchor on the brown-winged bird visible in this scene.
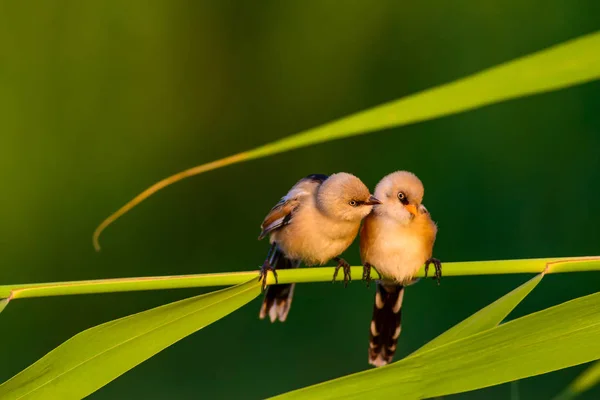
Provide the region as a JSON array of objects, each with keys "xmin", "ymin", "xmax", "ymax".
[
  {"xmin": 258, "ymin": 173, "xmax": 380, "ymax": 322},
  {"xmin": 360, "ymin": 171, "xmax": 441, "ymax": 367}
]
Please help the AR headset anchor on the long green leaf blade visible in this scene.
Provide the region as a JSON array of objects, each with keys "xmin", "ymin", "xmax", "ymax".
[
  {"xmin": 554, "ymin": 361, "xmax": 600, "ymax": 400},
  {"xmin": 0, "ymin": 279, "xmax": 261, "ymax": 400},
  {"xmin": 93, "ymin": 31, "xmax": 600, "ymax": 249},
  {"xmin": 274, "ymin": 291, "xmax": 600, "ymax": 399},
  {"xmin": 414, "ymin": 273, "xmax": 544, "ymax": 354},
  {"xmin": 0, "ymin": 298, "xmax": 8, "ymax": 314},
  {"xmin": 252, "ymin": 31, "xmax": 600, "ymax": 157}
]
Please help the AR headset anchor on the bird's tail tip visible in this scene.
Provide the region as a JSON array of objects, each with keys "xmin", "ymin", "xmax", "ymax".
[
  {"xmin": 259, "ymin": 283, "xmax": 295, "ymax": 323},
  {"xmin": 368, "ymin": 354, "xmax": 391, "ymax": 368},
  {"xmin": 368, "ymin": 283, "xmax": 404, "ymax": 367}
]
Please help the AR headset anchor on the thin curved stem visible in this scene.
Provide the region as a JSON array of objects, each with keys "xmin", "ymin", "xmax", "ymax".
[{"xmin": 1, "ymin": 256, "xmax": 598, "ymax": 302}]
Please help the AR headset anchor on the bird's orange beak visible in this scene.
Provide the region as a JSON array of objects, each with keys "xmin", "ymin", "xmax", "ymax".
[
  {"xmin": 365, "ymin": 195, "xmax": 382, "ymax": 205},
  {"xmin": 405, "ymin": 204, "xmax": 418, "ymax": 216}
]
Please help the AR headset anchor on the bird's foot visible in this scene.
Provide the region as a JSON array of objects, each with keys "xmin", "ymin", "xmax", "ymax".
[
  {"xmin": 332, "ymin": 257, "xmax": 351, "ymax": 287},
  {"xmin": 362, "ymin": 263, "xmax": 373, "ymax": 288},
  {"xmin": 424, "ymin": 258, "xmax": 442, "ymax": 285},
  {"xmin": 258, "ymin": 261, "xmax": 278, "ymax": 291}
]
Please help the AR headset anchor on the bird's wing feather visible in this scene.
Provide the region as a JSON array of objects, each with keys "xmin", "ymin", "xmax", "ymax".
[
  {"xmin": 259, "ymin": 197, "xmax": 300, "ymax": 239},
  {"xmin": 258, "ymin": 174, "xmax": 328, "ymax": 240}
]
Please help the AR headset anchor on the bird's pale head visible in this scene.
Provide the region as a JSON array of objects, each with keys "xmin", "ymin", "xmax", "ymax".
[
  {"xmin": 317, "ymin": 172, "xmax": 381, "ymax": 221},
  {"xmin": 373, "ymin": 171, "xmax": 426, "ymax": 223}
]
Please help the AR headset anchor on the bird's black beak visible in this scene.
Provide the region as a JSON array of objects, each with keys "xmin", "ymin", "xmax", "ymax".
[{"xmin": 365, "ymin": 195, "xmax": 382, "ymax": 205}]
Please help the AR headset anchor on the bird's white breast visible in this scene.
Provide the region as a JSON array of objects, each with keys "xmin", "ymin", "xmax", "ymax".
[{"xmin": 366, "ymin": 220, "xmax": 427, "ymax": 283}]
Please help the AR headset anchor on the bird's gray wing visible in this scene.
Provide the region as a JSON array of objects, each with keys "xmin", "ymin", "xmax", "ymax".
[{"xmin": 258, "ymin": 174, "xmax": 329, "ymax": 240}]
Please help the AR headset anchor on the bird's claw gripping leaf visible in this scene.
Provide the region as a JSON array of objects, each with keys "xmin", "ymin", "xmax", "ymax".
[
  {"xmin": 259, "ymin": 261, "xmax": 278, "ymax": 291},
  {"xmin": 332, "ymin": 257, "xmax": 351, "ymax": 287},
  {"xmin": 424, "ymin": 257, "xmax": 442, "ymax": 285}
]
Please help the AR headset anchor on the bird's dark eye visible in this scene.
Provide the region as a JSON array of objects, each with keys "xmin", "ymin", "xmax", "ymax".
[
  {"xmin": 349, "ymin": 200, "xmax": 358, "ymax": 207},
  {"xmin": 397, "ymin": 191, "xmax": 408, "ymax": 205}
]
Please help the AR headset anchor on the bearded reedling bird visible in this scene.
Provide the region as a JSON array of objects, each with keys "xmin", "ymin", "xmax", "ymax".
[
  {"xmin": 360, "ymin": 171, "xmax": 441, "ymax": 367},
  {"xmin": 258, "ymin": 172, "xmax": 381, "ymax": 323}
]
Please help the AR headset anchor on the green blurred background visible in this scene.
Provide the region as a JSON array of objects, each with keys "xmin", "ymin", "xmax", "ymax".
[{"xmin": 1, "ymin": 1, "xmax": 599, "ymax": 399}]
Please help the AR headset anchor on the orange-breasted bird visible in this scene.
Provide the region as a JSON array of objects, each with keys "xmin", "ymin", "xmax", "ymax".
[{"xmin": 360, "ymin": 171, "xmax": 441, "ymax": 367}]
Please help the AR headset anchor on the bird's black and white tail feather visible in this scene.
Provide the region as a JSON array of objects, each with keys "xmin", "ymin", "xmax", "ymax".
[
  {"xmin": 259, "ymin": 246, "xmax": 300, "ymax": 322},
  {"xmin": 368, "ymin": 282, "xmax": 404, "ymax": 367}
]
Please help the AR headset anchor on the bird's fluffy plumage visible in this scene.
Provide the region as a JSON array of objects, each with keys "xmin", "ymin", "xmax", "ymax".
[
  {"xmin": 263, "ymin": 172, "xmax": 375, "ymax": 265},
  {"xmin": 361, "ymin": 171, "xmax": 436, "ymax": 283}
]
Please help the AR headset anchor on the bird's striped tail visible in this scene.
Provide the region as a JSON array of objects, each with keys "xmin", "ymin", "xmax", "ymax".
[
  {"xmin": 368, "ymin": 282, "xmax": 404, "ymax": 367},
  {"xmin": 259, "ymin": 246, "xmax": 300, "ymax": 322}
]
